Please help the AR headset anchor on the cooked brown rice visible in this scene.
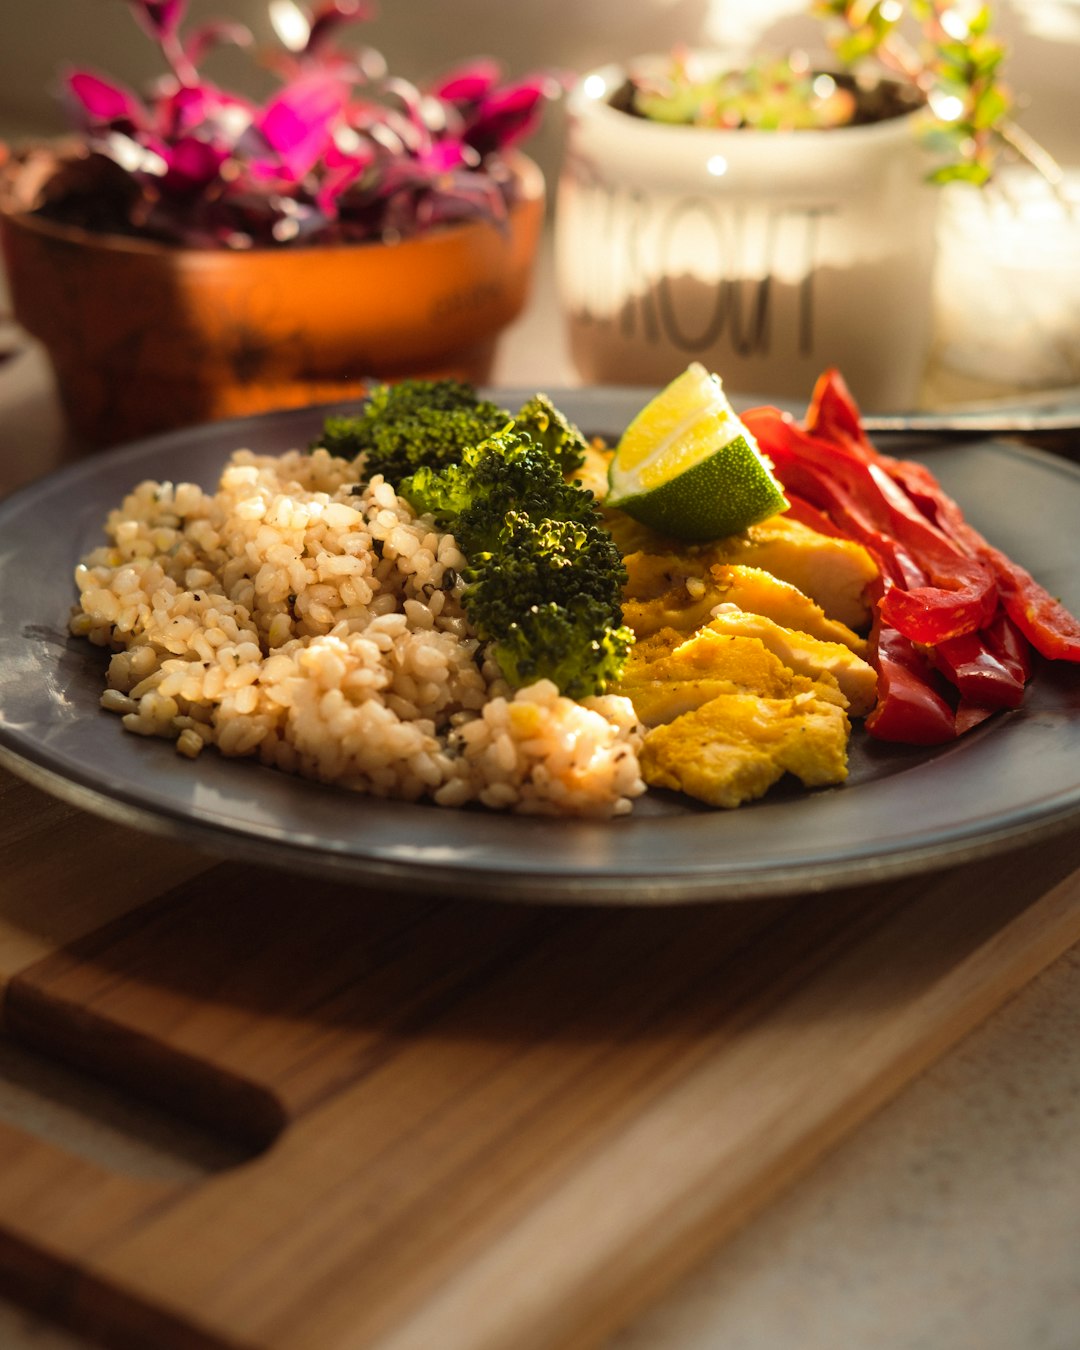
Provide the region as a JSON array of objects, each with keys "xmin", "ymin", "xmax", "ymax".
[{"xmin": 70, "ymin": 445, "xmax": 645, "ymax": 817}]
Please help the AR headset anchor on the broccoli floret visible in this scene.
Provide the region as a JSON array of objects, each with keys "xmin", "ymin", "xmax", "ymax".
[
  {"xmin": 512, "ymin": 393, "xmax": 589, "ymax": 477},
  {"xmin": 493, "ymin": 601, "xmax": 635, "ymax": 702},
  {"xmin": 402, "ymin": 429, "xmax": 599, "ymax": 552},
  {"xmin": 325, "ymin": 379, "xmax": 632, "ymax": 698},
  {"xmin": 464, "ymin": 512, "xmax": 622, "ymax": 626},
  {"xmin": 399, "ymin": 429, "xmax": 631, "ymax": 698},
  {"xmin": 318, "ymin": 379, "xmax": 511, "ymax": 484}
]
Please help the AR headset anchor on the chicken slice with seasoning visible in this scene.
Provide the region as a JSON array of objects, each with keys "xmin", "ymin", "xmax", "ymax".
[
  {"xmin": 622, "ymin": 557, "xmax": 867, "ymax": 653},
  {"xmin": 704, "ymin": 609, "xmax": 876, "ymax": 717},
  {"xmin": 617, "ymin": 626, "xmax": 852, "ymax": 807},
  {"xmin": 639, "ymin": 690, "xmax": 850, "ymax": 809},
  {"xmin": 609, "ymin": 511, "xmax": 877, "ymax": 632}
]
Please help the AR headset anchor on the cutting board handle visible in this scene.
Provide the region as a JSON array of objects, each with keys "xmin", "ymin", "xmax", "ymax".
[{"xmin": 0, "ymin": 1116, "xmax": 169, "ymax": 1309}]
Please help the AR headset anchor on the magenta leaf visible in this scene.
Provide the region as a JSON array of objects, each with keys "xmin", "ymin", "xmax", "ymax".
[
  {"xmin": 255, "ymin": 72, "xmax": 348, "ymax": 180},
  {"xmin": 314, "ymin": 142, "xmax": 374, "ymax": 216},
  {"xmin": 160, "ymin": 135, "xmax": 229, "ymax": 194},
  {"xmin": 65, "ymin": 70, "xmax": 144, "ymax": 127},
  {"xmin": 431, "ymin": 59, "xmax": 502, "ymax": 106},
  {"xmin": 421, "ymin": 139, "xmax": 471, "ymax": 174},
  {"xmin": 154, "ymin": 83, "xmax": 215, "ymax": 137},
  {"xmin": 154, "ymin": 84, "xmax": 256, "ymax": 166},
  {"xmin": 464, "ymin": 77, "xmax": 554, "ymax": 155}
]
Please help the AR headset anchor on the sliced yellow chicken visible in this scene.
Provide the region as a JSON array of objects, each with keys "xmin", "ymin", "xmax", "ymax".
[
  {"xmin": 617, "ymin": 627, "xmax": 847, "ymax": 727},
  {"xmin": 640, "ymin": 692, "xmax": 850, "ymax": 808},
  {"xmin": 609, "ymin": 510, "xmax": 877, "ymax": 631},
  {"xmin": 623, "ymin": 556, "xmax": 866, "ymax": 654},
  {"xmin": 620, "ymin": 551, "xmax": 716, "ymax": 638},
  {"xmin": 704, "ymin": 611, "xmax": 876, "ymax": 717},
  {"xmin": 707, "ymin": 565, "xmax": 867, "ymax": 654},
  {"xmin": 721, "ymin": 517, "xmax": 876, "ymax": 631},
  {"xmin": 603, "ymin": 481, "xmax": 875, "ymax": 812}
]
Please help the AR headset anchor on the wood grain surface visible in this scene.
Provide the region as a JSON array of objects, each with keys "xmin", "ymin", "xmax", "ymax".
[{"xmin": 1, "ymin": 764, "xmax": 1080, "ymax": 1350}]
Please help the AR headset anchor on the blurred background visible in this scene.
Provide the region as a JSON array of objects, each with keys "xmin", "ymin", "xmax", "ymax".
[
  {"xmin": 2, "ymin": 1, "xmax": 1080, "ymax": 399},
  {"xmin": 2, "ymin": 0, "xmax": 1079, "ymax": 210}
]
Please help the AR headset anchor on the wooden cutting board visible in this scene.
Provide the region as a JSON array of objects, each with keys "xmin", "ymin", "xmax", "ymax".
[{"xmin": 2, "ymin": 765, "xmax": 1080, "ymax": 1350}]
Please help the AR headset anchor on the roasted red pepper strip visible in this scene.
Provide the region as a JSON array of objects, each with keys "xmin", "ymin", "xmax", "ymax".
[
  {"xmin": 884, "ymin": 458, "xmax": 1080, "ymax": 663},
  {"xmin": 806, "ymin": 368, "xmax": 1080, "ymax": 663},
  {"xmin": 781, "ymin": 491, "xmax": 851, "ymax": 540},
  {"xmin": 864, "ymin": 620, "xmax": 959, "ymax": 745},
  {"xmin": 986, "ymin": 553, "xmax": 1080, "ymax": 662},
  {"xmin": 954, "ymin": 700, "xmax": 998, "ymax": 737},
  {"xmin": 933, "ymin": 608, "xmax": 1031, "ymax": 709},
  {"xmin": 745, "ymin": 407, "xmax": 925, "ymax": 589},
  {"xmin": 991, "ymin": 607, "xmax": 1034, "ymax": 684},
  {"xmin": 805, "ymin": 367, "xmax": 879, "ymax": 461},
  {"xmin": 746, "ymin": 369, "xmax": 1080, "ymax": 743},
  {"xmin": 745, "ymin": 406, "xmax": 998, "ymax": 642}
]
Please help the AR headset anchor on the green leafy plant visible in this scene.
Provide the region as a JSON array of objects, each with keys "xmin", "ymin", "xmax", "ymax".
[
  {"xmin": 624, "ymin": 2, "xmax": 1061, "ymax": 188},
  {"xmin": 628, "ymin": 52, "xmax": 859, "ymax": 131},
  {"xmin": 813, "ymin": 0, "xmax": 1062, "ymax": 185}
]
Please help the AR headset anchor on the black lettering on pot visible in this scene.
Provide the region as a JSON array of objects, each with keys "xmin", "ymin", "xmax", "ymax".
[
  {"xmin": 617, "ymin": 189, "xmax": 660, "ymax": 345},
  {"xmin": 794, "ymin": 207, "xmax": 832, "ymax": 357},
  {"xmin": 654, "ymin": 198, "xmax": 731, "ymax": 353}
]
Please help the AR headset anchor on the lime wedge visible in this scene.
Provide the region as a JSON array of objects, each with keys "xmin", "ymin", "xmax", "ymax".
[{"xmin": 607, "ymin": 363, "xmax": 789, "ymax": 540}]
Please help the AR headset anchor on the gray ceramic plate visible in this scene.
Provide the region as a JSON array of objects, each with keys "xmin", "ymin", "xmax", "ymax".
[{"xmin": 1, "ymin": 389, "xmax": 1078, "ymax": 903}]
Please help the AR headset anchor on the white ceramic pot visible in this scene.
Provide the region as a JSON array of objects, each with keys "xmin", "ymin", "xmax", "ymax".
[{"xmin": 555, "ymin": 61, "xmax": 939, "ymax": 410}]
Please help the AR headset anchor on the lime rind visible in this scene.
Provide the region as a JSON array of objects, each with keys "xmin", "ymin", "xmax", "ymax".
[
  {"xmin": 609, "ymin": 434, "xmax": 789, "ymax": 541},
  {"xmin": 606, "ymin": 363, "xmax": 789, "ymax": 541},
  {"xmin": 609, "ymin": 363, "xmax": 726, "ymax": 485},
  {"xmin": 609, "ymin": 406, "xmax": 742, "ymax": 500}
]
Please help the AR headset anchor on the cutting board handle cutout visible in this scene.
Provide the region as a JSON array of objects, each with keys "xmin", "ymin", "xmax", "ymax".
[
  {"xmin": 0, "ymin": 1037, "xmax": 254, "ymax": 1182},
  {"xmin": 3, "ymin": 979, "xmax": 288, "ymax": 1152}
]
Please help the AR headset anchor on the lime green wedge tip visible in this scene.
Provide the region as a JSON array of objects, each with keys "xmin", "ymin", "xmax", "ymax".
[{"xmin": 606, "ymin": 363, "xmax": 789, "ymax": 541}]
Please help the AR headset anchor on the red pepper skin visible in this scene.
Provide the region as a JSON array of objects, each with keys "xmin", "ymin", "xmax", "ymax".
[
  {"xmin": 746, "ymin": 406, "xmax": 998, "ymax": 642},
  {"xmin": 954, "ymin": 701, "xmax": 998, "ymax": 737},
  {"xmin": 745, "ymin": 368, "xmax": 1080, "ymax": 743},
  {"xmin": 864, "ymin": 621, "xmax": 959, "ymax": 745},
  {"xmin": 806, "ymin": 367, "xmax": 870, "ymax": 450},
  {"xmin": 991, "ymin": 608, "xmax": 1035, "ymax": 685},
  {"xmin": 882, "ymin": 455, "xmax": 1080, "ymax": 663},
  {"xmin": 988, "ymin": 553, "xmax": 1080, "ymax": 662},
  {"xmin": 808, "ymin": 371, "xmax": 1080, "ymax": 663},
  {"xmin": 878, "ymin": 569, "xmax": 998, "ymax": 647},
  {"xmin": 933, "ymin": 608, "xmax": 1030, "ymax": 710},
  {"xmin": 746, "ymin": 407, "xmax": 926, "ymax": 589},
  {"xmin": 782, "ymin": 491, "xmax": 851, "ymax": 540}
]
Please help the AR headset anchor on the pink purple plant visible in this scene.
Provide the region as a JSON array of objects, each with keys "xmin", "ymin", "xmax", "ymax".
[{"xmin": 54, "ymin": 0, "xmax": 560, "ymax": 248}]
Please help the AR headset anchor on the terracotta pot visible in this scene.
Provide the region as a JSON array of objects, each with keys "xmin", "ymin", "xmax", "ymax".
[{"xmin": 0, "ymin": 154, "xmax": 544, "ymax": 446}]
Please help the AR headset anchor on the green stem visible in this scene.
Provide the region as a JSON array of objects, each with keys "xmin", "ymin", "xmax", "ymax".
[{"xmin": 998, "ymin": 117, "xmax": 1068, "ymax": 191}]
